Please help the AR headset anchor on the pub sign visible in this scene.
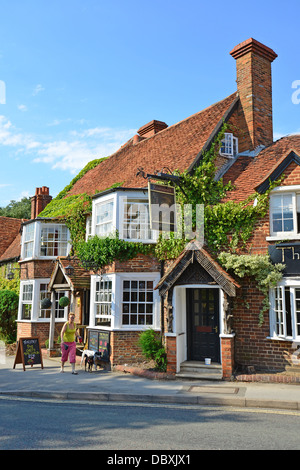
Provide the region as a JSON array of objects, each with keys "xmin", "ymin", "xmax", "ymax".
[{"xmin": 268, "ymin": 243, "xmax": 300, "ymax": 276}]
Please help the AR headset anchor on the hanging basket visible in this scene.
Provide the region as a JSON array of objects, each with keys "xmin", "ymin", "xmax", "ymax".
[
  {"xmin": 41, "ymin": 297, "xmax": 52, "ymax": 309},
  {"xmin": 59, "ymin": 296, "xmax": 70, "ymax": 307}
]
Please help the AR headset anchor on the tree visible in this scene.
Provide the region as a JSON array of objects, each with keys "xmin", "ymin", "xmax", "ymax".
[
  {"xmin": 0, "ymin": 290, "xmax": 19, "ymax": 343},
  {"xmin": 0, "ymin": 197, "xmax": 31, "ymax": 219}
]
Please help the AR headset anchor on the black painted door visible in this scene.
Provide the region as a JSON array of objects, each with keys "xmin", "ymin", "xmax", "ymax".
[{"xmin": 186, "ymin": 288, "xmax": 220, "ymax": 362}]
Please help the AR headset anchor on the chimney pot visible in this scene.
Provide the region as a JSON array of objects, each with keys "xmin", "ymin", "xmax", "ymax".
[
  {"xmin": 138, "ymin": 120, "xmax": 168, "ymax": 138},
  {"xmin": 31, "ymin": 187, "xmax": 52, "ymax": 219}
]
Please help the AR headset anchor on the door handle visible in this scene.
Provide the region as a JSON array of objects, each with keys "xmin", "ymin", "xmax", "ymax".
[{"xmin": 213, "ymin": 326, "xmax": 218, "ymax": 333}]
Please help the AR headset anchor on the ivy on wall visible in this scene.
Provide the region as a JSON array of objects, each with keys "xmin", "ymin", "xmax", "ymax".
[{"xmin": 218, "ymin": 252, "xmax": 284, "ymax": 325}]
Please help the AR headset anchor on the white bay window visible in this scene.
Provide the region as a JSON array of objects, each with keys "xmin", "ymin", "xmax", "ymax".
[
  {"xmin": 90, "ymin": 272, "xmax": 160, "ymax": 330},
  {"xmin": 21, "ymin": 221, "xmax": 70, "ymax": 260},
  {"xmin": 19, "ymin": 279, "xmax": 68, "ymax": 322}
]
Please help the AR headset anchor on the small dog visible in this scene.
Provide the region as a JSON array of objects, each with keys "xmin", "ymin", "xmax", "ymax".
[
  {"xmin": 85, "ymin": 355, "xmax": 94, "ymax": 372},
  {"xmin": 81, "ymin": 349, "xmax": 111, "ymax": 372},
  {"xmin": 80, "ymin": 349, "xmax": 95, "ymax": 371}
]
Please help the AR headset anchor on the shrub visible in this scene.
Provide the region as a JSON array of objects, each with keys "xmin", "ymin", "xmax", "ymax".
[
  {"xmin": 0, "ymin": 290, "xmax": 19, "ymax": 343},
  {"xmin": 138, "ymin": 329, "xmax": 167, "ymax": 371}
]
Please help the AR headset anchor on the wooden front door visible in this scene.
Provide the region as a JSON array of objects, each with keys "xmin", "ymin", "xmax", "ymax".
[{"xmin": 186, "ymin": 288, "xmax": 220, "ymax": 362}]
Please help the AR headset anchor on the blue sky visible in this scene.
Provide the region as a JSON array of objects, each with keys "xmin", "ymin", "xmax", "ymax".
[{"xmin": 0, "ymin": 0, "xmax": 299, "ymax": 207}]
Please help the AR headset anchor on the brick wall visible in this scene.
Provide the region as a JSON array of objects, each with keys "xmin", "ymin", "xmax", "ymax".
[
  {"xmin": 17, "ymin": 321, "xmax": 64, "ymax": 347},
  {"xmin": 110, "ymin": 330, "xmax": 145, "ymax": 365},
  {"xmin": 20, "ymin": 260, "xmax": 54, "ymax": 280},
  {"xmin": 102, "ymin": 253, "xmax": 161, "ymax": 274}
]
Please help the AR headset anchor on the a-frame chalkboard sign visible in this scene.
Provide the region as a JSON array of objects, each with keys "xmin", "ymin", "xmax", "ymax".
[{"xmin": 13, "ymin": 337, "xmax": 44, "ymax": 371}]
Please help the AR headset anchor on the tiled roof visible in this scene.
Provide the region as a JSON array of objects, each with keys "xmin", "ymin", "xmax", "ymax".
[
  {"xmin": 0, "ymin": 232, "xmax": 21, "ymax": 263},
  {"xmin": 66, "ymin": 93, "xmax": 238, "ymax": 197},
  {"xmin": 155, "ymin": 246, "xmax": 240, "ymax": 297},
  {"xmin": 0, "ymin": 217, "xmax": 24, "ymax": 260},
  {"xmin": 52, "ymin": 257, "xmax": 91, "ymax": 290},
  {"xmin": 223, "ymin": 135, "xmax": 300, "ymax": 202}
]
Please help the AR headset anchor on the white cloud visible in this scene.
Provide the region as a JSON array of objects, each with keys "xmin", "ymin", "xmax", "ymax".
[
  {"xmin": 32, "ymin": 84, "xmax": 45, "ymax": 96},
  {"xmin": 18, "ymin": 104, "xmax": 27, "ymax": 112},
  {"xmin": 0, "ymin": 113, "xmax": 135, "ymax": 174}
]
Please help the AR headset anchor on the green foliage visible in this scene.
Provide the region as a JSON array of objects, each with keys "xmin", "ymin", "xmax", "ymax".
[
  {"xmin": 138, "ymin": 329, "xmax": 167, "ymax": 371},
  {"xmin": 76, "ymin": 234, "xmax": 154, "ymax": 269},
  {"xmin": 204, "ymin": 191, "xmax": 271, "ymax": 252},
  {"xmin": 0, "ymin": 290, "xmax": 19, "ymax": 343},
  {"xmin": 218, "ymin": 252, "xmax": 285, "ymax": 325},
  {"xmin": 154, "ymin": 232, "xmax": 186, "ymax": 261},
  {"xmin": 0, "ymin": 197, "xmax": 31, "ymax": 219}
]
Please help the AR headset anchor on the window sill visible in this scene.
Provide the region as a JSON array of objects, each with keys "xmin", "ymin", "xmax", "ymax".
[
  {"xmin": 266, "ymin": 235, "xmax": 300, "ymax": 241},
  {"xmin": 266, "ymin": 336, "xmax": 298, "ymax": 342}
]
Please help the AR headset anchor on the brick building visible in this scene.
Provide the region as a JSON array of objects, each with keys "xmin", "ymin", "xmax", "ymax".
[{"xmin": 10, "ymin": 38, "xmax": 300, "ymax": 379}]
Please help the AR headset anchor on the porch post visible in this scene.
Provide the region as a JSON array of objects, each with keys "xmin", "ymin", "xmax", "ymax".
[{"xmin": 49, "ymin": 290, "xmax": 56, "ymax": 350}]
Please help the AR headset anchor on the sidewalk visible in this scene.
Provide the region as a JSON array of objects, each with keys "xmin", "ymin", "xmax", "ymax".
[{"xmin": 0, "ymin": 355, "xmax": 299, "ymax": 411}]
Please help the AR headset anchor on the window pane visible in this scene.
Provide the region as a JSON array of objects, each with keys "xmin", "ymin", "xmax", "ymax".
[
  {"xmin": 40, "ymin": 225, "xmax": 69, "ymax": 257},
  {"xmin": 123, "ymin": 199, "xmax": 152, "ymax": 240},
  {"xmin": 95, "ymin": 278, "xmax": 112, "ymax": 327},
  {"xmin": 271, "ymin": 194, "xmax": 294, "ymax": 233},
  {"xmin": 121, "ymin": 279, "xmax": 154, "ymax": 326}
]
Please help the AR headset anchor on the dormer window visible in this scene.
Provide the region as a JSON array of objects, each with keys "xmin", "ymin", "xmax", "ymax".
[{"xmin": 220, "ymin": 133, "xmax": 238, "ymax": 157}]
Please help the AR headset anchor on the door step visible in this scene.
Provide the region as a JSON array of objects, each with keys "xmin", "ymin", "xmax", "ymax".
[{"xmin": 176, "ymin": 361, "xmax": 223, "ymax": 381}]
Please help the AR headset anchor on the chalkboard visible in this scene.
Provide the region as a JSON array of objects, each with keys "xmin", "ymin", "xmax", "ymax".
[
  {"xmin": 88, "ymin": 329, "xmax": 110, "ymax": 362},
  {"xmin": 13, "ymin": 337, "xmax": 44, "ymax": 371}
]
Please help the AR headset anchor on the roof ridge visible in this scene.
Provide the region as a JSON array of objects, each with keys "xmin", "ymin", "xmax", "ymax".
[{"xmin": 132, "ymin": 92, "xmax": 238, "ymax": 148}]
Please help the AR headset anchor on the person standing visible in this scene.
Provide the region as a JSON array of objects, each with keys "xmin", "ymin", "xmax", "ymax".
[{"xmin": 60, "ymin": 312, "xmax": 79, "ymax": 374}]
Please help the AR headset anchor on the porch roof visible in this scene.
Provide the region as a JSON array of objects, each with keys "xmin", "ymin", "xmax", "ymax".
[
  {"xmin": 48, "ymin": 256, "xmax": 90, "ymax": 291},
  {"xmin": 155, "ymin": 246, "xmax": 240, "ymax": 297}
]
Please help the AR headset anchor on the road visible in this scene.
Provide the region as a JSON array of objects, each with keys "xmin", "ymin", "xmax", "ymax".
[{"xmin": 0, "ymin": 396, "xmax": 299, "ymax": 451}]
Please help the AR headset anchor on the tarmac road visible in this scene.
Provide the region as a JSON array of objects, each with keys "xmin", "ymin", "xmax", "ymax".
[{"xmin": 0, "ymin": 395, "xmax": 299, "ymax": 450}]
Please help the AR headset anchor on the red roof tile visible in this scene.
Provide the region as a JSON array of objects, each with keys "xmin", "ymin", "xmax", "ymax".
[
  {"xmin": 223, "ymin": 135, "xmax": 300, "ymax": 201},
  {"xmin": 66, "ymin": 93, "xmax": 238, "ymax": 197}
]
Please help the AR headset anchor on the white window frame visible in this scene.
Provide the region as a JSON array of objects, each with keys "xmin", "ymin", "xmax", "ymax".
[
  {"xmin": 219, "ymin": 133, "xmax": 238, "ymax": 158},
  {"xmin": 119, "ymin": 195, "xmax": 158, "ymax": 243},
  {"xmin": 19, "ymin": 281, "xmax": 34, "ymax": 320},
  {"xmin": 267, "ymin": 186, "xmax": 300, "ymax": 241},
  {"xmin": 91, "ymin": 190, "xmax": 158, "ymax": 243},
  {"xmin": 94, "ymin": 275, "xmax": 114, "ymax": 328},
  {"xmin": 18, "ymin": 279, "xmax": 69, "ymax": 322},
  {"xmin": 39, "ymin": 224, "xmax": 69, "ymax": 257},
  {"xmin": 86, "ymin": 216, "xmax": 92, "ymax": 240},
  {"xmin": 269, "ymin": 278, "xmax": 300, "ymax": 341},
  {"xmin": 21, "ymin": 221, "xmax": 71, "ymax": 260},
  {"xmin": 95, "ymin": 198, "xmax": 115, "ymax": 237},
  {"xmin": 90, "ymin": 274, "xmax": 115, "ymax": 330},
  {"xmin": 89, "ymin": 272, "xmax": 160, "ymax": 331},
  {"xmin": 22, "ymin": 223, "xmax": 36, "ymax": 259}
]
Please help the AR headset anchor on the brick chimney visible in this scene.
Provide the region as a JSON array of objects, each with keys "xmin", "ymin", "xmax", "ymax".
[
  {"xmin": 137, "ymin": 120, "xmax": 168, "ymax": 139},
  {"xmin": 230, "ymin": 38, "xmax": 277, "ymax": 151},
  {"xmin": 31, "ymin": 186, "xmax": 52, "ymax": 219}
]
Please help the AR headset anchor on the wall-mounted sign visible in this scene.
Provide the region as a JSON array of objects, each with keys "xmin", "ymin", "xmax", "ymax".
[
  {"xmin": 269, "ymin": 243, "xmax": 300, "ymax": 276},
  {"xmin": 148, "ymin": 182, "xmax": 177, "ymax": 232}
]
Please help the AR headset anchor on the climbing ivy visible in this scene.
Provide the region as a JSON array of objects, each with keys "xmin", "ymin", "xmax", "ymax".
[
  {"xmin": 76, "ymin": 233, "xmax": 154, "ymax": 269},
  {"xmin": 218, "ymin": 252, "xmax": 284, "ymax": 325}
]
